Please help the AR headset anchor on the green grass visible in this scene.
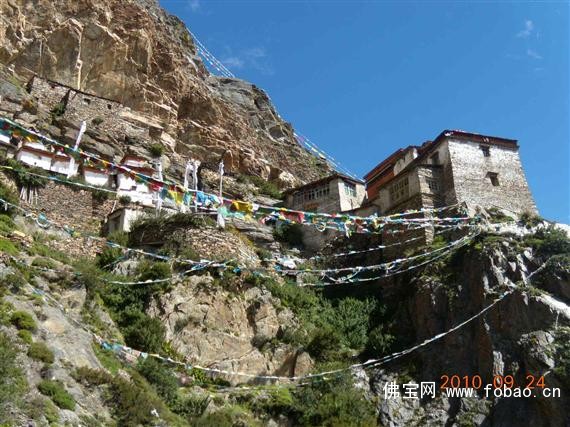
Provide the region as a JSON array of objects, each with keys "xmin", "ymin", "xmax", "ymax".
[
  {"xmin": 28, "ymin": 342, "xmax": 55, "ymax": 364},
  {"xmin": 0, "ymin": 237, "xmax": 19, "ymax": 255},
  {"xmin": 37, "ymin": 380, "xmax": 75, "ymax": 410},
  {"xmin": 17, "ymin": 329, "xmax": 33, "ymax": 344},
  {"xmin": 92, "ymin": 343, "xmax": 123, "ymax": 375},
  {"xmin": 10, "ymin": 310, "xmax": 37, "ymax": 332},
  {"xmin": 0, "ymin": 272, "xmax": 27, "ymax": 293},
  {"xmin": 28, "ymin": 241, "xmax": 70, "ymax": 264},
  {"xmin": 0, "ymin": 332, "xmax": 28, "ymax": 422},
  {"xmin": 31, "ymin": 257, "xmax": 56, "ymax": 270},
  {"xmin": 0, "ymin": 214, "xmax": 15, "ymax": 235}
]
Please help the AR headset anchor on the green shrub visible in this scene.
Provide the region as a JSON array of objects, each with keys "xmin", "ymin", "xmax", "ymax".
[
  {"xmin": 118, "ymin": 195, "xmax": 131, "ymax": 205},
  {"xmin": 92, "ymin": 344, "xmax": 122, "ymax": 375},
  {"xmin": 136, "ymin": 260, "xmax": 172, "ymax": 282},
  {"xmin": 1, "ymin": 272, "xmax": 27, "ymax": 292},
  {"xmin": 17, "ymin": 329, "xmax": 33, "ymax": 344},
  {"xmin": 72, "ymin": 366, "xmax": 112, "ymax": 386},
  {"xmin": 122, "ymin": 313, "xmax": 166, "ymax": 353},
  {"xmin": 292, "ymin": 376, "xmax": 376, "ymax": 426},
  {"xmin": 136, "ymin": 357, "xmax": 179, "ymax": 405},
  {"xmin": 97, "ymin": 231, "xmax": 128, "ymax": 269},
  {"xmin": 28, "ymin": 241, "xmax": 70, "ymax": 264},
  {"xmin": 524, "ymin": 226, "xmax": 570, "ymax": 258},
  {"xmin": 171, "ymin": 393, "xmax": 211, "ymax": 420},
  {"xmin": 92, "ymin": 188, "xmax": 112, "ymax": 202},
  {"xmin": 28, "ymin": 342, "xmax": 55, "ymax": 364},
  {"xmin": 31, "ymin": 257, "xmax": 56, "ymax": 270},
  {"xmin": 75, "ymin": 260, "xmax": 105, "ymax": 294},
  {"xmin": 0, "ymin": 176, "xmax": 20, "ymax": 214},
  {"xmin": 519, "ymin": 211, "xmax": 543, "ymax": 228},
  {"xmin": 553, "ymin": 327, "xmax": 570, "ymax": 388},
  {"xmin": 10, "ymin": 310, "xmax": 37, "ymax": 331},
  {"xmin": 37, "ymin": 380, "xmax": 75, "ymax": 410},
  {"xmin": 306, "ymin": 326, "xmax": 344, "ymax": 362},
  {"xmin": 0, "ymin": 332, "xmax": 28, "ymax": 421},
  {"xmin": 148, "ymin": 143, "xmax": 165, "ymax": 157},
  {"xmin": 130, "ymin": 213, "xmax": 215, "ymax": 242},
  {"xmin": 0, "ymin": 214, "xmax": 15, "ymax": 234},
  {"xmin": 249, "ymin": 387, "xmax": 294, "ymax": 416},
  {"xmin": 328, "ymin": 298, "xmax": 376, "ymax": 350},
  {"xmin": 0, "ymin": 237, "xmax": 19, "ymax": 255},
  {"xmin": 4, "ymin": 159, "xmax": 49, "ymax": 188},
  {"xmin": 25, "ymin": 396, "xmax": 59, "ymax": 424},
  {"xmin": 273, "ymin": 222, "xmax": 304, "ymax": 247},
  {"xmin": 108, "ymin": 372, "xmax": 175, "ymax": 426},
  {"xmin": 487, "ymin": 207, "xmax": 514, "ymax": 223},
  {"xmin": 50, "ymin": 102, "xmax": 66, "ymax": 118},
  {"xmin": 366, "ymin": 324, "xmax": 395, "ymax": 356},
  {"xmin": 194, "ymin": 405, "xmax": 260, "ymax": 427}
]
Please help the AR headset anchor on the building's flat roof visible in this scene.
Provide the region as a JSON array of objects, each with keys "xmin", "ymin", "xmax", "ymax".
[{"xmin": 17, "ymin": 145, "xmax": 53, "ymax": 157}]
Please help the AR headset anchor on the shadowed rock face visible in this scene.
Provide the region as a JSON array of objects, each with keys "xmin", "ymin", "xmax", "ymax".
[
  {"xmin": 0, "ymin": 0, "xmax": 330, "ymax": 184},
  {"xmin": 368, "ymin": 240, "xmax": 570, "ymax": 427}
]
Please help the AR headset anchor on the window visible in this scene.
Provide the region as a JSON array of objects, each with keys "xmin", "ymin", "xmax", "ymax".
[
  {"xmin": 389, "ymin": 177, "xmax": 409, "ymax": 203},
  {"xmin": 293, "ymin": 184, "xmax": 330, "ymax": 204},
  {"xmin": 344, "ymin": 182, "xmax": 357, "ymax": 197},
  {"xmin": 426, "ymin": 178, "xmax": 440, "ymax": 192},
  {"xmin": 480, "ymin": 145, "xmax": 490, "ymax": 157},
  {"xmin": 430, "ymin": 152, "xmax": 440, "ymax": 165},
  {"xmin": 488, "ymin": 172, "xmax": 499, "ymax": 187}
]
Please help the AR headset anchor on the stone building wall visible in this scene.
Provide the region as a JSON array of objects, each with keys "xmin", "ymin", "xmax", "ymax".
[
  {"xmin": 285, "ymin": 178, "xmax": 341, "ymax": 213},
  {"xmin": 446, "ymin": 139, "xmax": 537, "ymax": 215},
  {"xmin": 20, "ymin": 180, "xmax": 116, "ymax": 235},
  {"xmin": 28, "ymin": 76, "xmax": 159, "ymax": 147},
  {"xmin": 131, "ymin": 220, "xmax": 261, "ymax": 268}
]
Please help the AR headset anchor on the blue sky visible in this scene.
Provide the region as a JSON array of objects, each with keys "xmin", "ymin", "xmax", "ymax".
[{"xmin": 160, "ymin": 0, "xmax": 569, "ymax": 223}]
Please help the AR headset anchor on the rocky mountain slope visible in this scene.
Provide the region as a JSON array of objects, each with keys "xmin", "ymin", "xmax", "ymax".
[
  {"xmin": 0, "ymin": 174, "xmax": 569, "ymax": 426},
  {"xmin": 0, "ymin": 0, "xmax": 330, "ymax": 186}
]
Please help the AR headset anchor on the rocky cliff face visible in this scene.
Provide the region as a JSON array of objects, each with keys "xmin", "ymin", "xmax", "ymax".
[
  {"xmin": 0, "ymin": 0, "xmax": 329, "ymax": 185},
  {"xmin": 366, "ymin": 231, "xmax": 570, "ymax": 426}
]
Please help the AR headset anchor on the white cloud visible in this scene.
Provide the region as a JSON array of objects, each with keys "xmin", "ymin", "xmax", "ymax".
[
  {"xmin": 516, "ymin": 20, "xmax": 534, "ymax": 38},
  {"xmin": 221, "ymin": 56, "xmax": 245, "ymax": 69},
  {"xmin": 220, "ymin": 46, "xmax": 274, "ymax": 75},
  {"xmin": 188, "ymin": 0, "xmax": 200, "ymax": 12},
  {"xmin": 527, "ymin": 49, "xmax": 542, "ymax": 60}
]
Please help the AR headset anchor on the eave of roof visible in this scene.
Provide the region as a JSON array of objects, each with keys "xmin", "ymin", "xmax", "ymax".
[
  {"xmin": 367, "ymin": 130, "xmax": 518, "ymax": 194},
  {"xmin": 283, "ymin": 173, "xmax": 364, "ymax": 195}
]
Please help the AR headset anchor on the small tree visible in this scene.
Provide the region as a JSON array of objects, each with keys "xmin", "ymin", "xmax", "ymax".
[{"xmin": 149, "ymin": 144, "xmax": 165, "ymax": 158}]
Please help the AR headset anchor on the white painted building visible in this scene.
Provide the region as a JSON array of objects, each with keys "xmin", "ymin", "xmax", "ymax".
[
  {"xmin": 116, "ymin": 155, "xmax": 156, "ymax": 206},
  {"xmin": 16, "ymin": 145, "xmax": 53, "ymax": 170},
  {"xmin": 106, "ymin": 207, "xmax": 148, "ymax": 233},
  {"xmin": 0, "ymin": 132, "xmax": 16, "ymax": 159},
  {"xmin": 82, "ymin": 166, "xmax": 110, "ymax": 187},
  {"xmin": 51, "ymin": 153, "xmax": 78, "ymax": 175}
]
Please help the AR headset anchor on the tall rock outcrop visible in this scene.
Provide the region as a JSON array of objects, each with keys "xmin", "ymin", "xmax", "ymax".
[{"xmin": 0, "ymin": 0, "xmax": 330, "ymax": 184}]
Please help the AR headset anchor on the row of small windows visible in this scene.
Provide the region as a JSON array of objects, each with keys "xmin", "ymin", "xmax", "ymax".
[{"xmin": 293, "ymin": 184, "xmax": 330, "ymax": 204}]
